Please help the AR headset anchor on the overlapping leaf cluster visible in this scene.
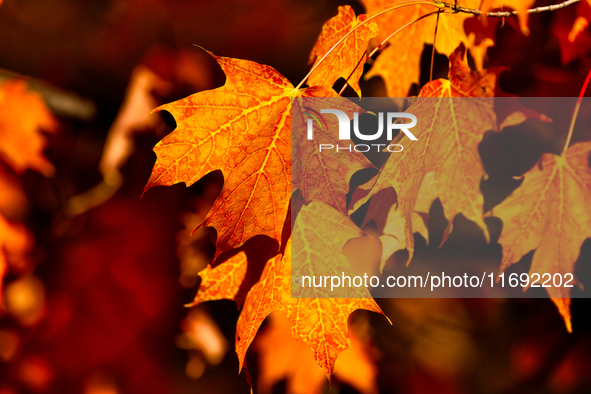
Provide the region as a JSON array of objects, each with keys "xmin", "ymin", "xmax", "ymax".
[
  {"xmin": 144, "ymin": 0, "xmax": 591, "ymax": 388},
  {"xmin": 144, "ymin": 9, "xmax": 386, "ymax": 378}
]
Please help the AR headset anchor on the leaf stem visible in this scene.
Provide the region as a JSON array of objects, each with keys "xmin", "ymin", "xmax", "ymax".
[
  {"xmin": 430, "ymin": 11, "xmax": 440, "ymax": 82},
  {"xmin": 370, "ymin": 10, "xmax": 441, "ymax": 60},
  {"xmin": 562, "ymin": 67, "xmax": 591, "ymax": 155},
  {"xmin": 294, "ymin": 1, "xmax": 442, "ymax": 91}
]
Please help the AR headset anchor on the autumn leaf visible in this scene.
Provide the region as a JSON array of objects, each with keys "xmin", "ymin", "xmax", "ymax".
[
  {"xmin": 492, "ymin": 142, "xmax": 591, "ymax": 333},
  {"xmin": 0, "ymin": 79, "xmax": 57, "ymax": 177},
  {"xmin": 360, "ymin": 0, "xmax": 478, "ymax": 97},
  {"xmin": 145, "ymin": 52, "xmax": 370, "ymax": 259},
  {"xmin": 144, "ymin": 54, "xmax": 306, "ymax": 257},
  {"xmin": 144, "ymin": 53, "xmax": 294, "ymax": 259},
  {"xmin": 236, "ymin": 202, "xmax": 387, "ymax": 379},
  {"xmin": 187, "ymin": 251, "xmax": 248, "ymax": 307},
  {"xmin": 308, "ymin": 5, "xmax": 379, "ymax": 97},
  {"xmin": 353, "ymin": 44, "xmax": 502, "ymax": 264},
  {"xmin": 181, "ymin": 200, "xmax": 387, "ymax": 381}
]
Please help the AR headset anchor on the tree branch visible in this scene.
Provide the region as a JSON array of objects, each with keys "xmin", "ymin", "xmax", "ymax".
[{"xmin": 434, "ymin": 0, "xmax": 581, "ymax": 17}]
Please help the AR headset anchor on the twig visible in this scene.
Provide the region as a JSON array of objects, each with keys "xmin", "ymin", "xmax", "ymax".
[
  {"xmin": 562, "ymin": 67, "xmax": 591, "ymax": 155},
  {"xmin": 433, "ymin": 0, "xmax": 581, "ymax": 17},
  {"xmin": 300, "ymin": 0, "xmax": 581, "ymax": 92}
]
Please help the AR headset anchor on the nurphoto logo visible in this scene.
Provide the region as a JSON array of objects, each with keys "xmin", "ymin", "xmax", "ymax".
[{"xmin": 304, "ymin": 107, "xmax": 418, "ymax": 153}]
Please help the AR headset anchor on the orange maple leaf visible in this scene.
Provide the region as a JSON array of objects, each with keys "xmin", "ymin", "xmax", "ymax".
[
  {"xmin": 492, "ymin": 142, "xmax": 591, "ymax": 333},
  {"xmin": 187, "ymin": 251, "xmax": 248, "ymax": 306},
  {"xmin": 308, "ymin": 5, "xmax": 379, "ymax": 97},
  {"xmin": 360, "ymin": 0, "xmax": 478, "ymax": 97},
  {"xmin": 146, "ymin": 52, "xmax": 372, "ymax": 258},
  {"xmin": 189, "ymin": 202, "xmax": 388, "ymax": 379},
  {"xmin": 0, "ymin": 79, "xmax": 57, "ymax": 177},
  {"xmin": 353, "ymin": 44, "xmax": 503, "ymax": 263},
  {"xmin": 236, "ymin": 202, "xmax": 388, "ymax": 379},
  {"xmin": 185, "ymin": 237, "xmax": 276, "ymax": 308}
]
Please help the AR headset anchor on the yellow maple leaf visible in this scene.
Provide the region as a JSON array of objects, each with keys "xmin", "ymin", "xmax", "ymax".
[
  {"xmin": 492, "ymin": 142, "xmax": 591, "ymax": 333},
  {"xmin": 308, "ymin": 5, "xmax": 379, "ymax": 96},
  {"xmin": 353, "ymin": 44, "xmax": 502, "ymax": 264},
  {"xmin": 360, "ymin": 0, "xmax": 479, "ymax": 97}
]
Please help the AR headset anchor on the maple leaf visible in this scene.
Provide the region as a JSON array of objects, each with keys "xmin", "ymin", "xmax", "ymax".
[
  {"xmin": 0, "ymin": 79, "xmax": 57, "ymax": 177},
  {"xmin": 185, "ymin": 237, "xmax": 276, "ymax": 308},
  {"xmin": 187, "ymin": 251, "xmax": 248, "ymax": 306},
  {"xmin": 360, "ymin": 0, "xmax": 479, "ymax": 97},
  {"xmin": 308, "ymin": 5, "xmax": 379, "ymax": 97},
  {"xmin": 492, "ymin": 142, "xmax": 591, "ymax": 333},
  {"xmin": 188, "ymin": 202, "xmax": 387, "ymax": 380},
  {"xmin": 353, "ymin": 44, "xmax": 502, "ymax": 264},
  {"xmin": 479, "ymin": 0, "xmax": 535, "ymax": 35},
  {"xmin": 236, "ymin": 202, "xmax": 387, "ymax": 379},
  {"xmin": 146, "ymin": 52, "xmax": 370, "ymax": 259}
]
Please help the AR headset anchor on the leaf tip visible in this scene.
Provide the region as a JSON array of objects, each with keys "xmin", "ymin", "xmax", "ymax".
[{"xmin": 552, "ymin": 298, "xmax": 573, "ymax": 334}]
